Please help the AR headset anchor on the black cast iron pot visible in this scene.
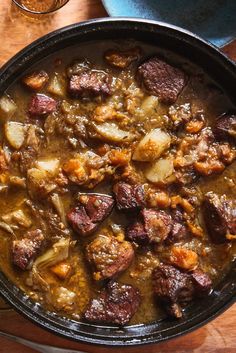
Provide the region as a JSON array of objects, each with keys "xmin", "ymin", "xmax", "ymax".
[{"xmin": 0, "ymin": 18, "xmax": 235, "ymax": 346}]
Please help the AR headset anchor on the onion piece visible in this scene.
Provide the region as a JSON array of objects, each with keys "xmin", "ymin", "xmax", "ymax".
[
  {"xmin": 51, "ymin": 193, "xmax": 66, "ymax": 225},
  {"xmin": 31, "ymin": 238, "xmax": 71, "ymax": 289},
  {"xmin": 2, "ymin": 209, "xmax": 32, "ymax": 228},
  {"xmin": 0, "ymin": 221, "xmax": 15, "ymax": 235}
]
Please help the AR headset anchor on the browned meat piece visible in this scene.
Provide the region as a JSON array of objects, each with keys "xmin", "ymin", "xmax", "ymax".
[
  {"xmin": 104, "ymin": 47, "xmax": 140, "ymax": 69},
  {"xmin": 12, "ymin": 229, "xmax": 44, "ymax": 270},
  {"xmin": 86, "ymin": 234, "xmax": 134, "ymax": 280},
  {"xmin": 68, "ymin": 71, "xmax": 112, "ymax": 98},
  {"xmin": 166, "ymin": 208, "xmax": 188, "ymax": 243},
  {"xmin": 84, "ymin": 281, "xmax": 140, "ymax": 325},
  {"xmin": 113, "ymin": 182, "xmax": 145, "ymax": 210},
  {"xmin": 203, "ymin": 192, "xmax": 236, "ymax": 243},
  {"xmin": 126, "ymin": 221, "xmax": 147, "ymax": 244},
  {"xmin": 153, "ymin": 265, "xmax": 213, "ymax": 318},
  {"xmin": 67, "ymin": 194, "xmax": 114, "ymax": 236},
  {"xmin": 152, "ymin": 264, "xmax": 194, "ymax": 318},
  {"xmin": 152, "ymin": 264, "xmax": 193, "ymax": 303},
  {"xmin": 137, "ymin": 57, "xmax": 187, "ymax": 104},
  {"xmin": 142, "ymin": 209, "xmax": 172, "ymax": 243},
  {"xmin": 191, "ymin": 269, "xmax": 212, "ymax": 296},
  {"xmin": 22, "ymin": 71, "xmax": 49, "ymax": 91},
  {"xmin": 126, "ymin": 209, "xmax": 172, "ymax": 244},
  {"xmin": 28, "ymin": 94, "xmax": 57, "ymax": 117},
  {"xmin": 214, "ymin": 112, "xmax": 236, "ymax": 141}
]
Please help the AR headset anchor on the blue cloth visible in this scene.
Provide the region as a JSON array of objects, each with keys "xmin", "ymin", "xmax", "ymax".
[{"xmin": 102, "ymin": 0, "xmax": 236, "ymax": 47}]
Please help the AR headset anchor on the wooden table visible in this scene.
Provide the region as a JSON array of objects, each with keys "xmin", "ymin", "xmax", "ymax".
[{"xmin": 0, "ymin": 0, "xmax": 235, "ymax": 352}]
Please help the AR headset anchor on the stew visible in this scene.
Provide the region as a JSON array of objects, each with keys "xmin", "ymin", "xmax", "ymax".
[{"xmin": 0, "ymin": 40, "xmax": 235, "ymax": 325}]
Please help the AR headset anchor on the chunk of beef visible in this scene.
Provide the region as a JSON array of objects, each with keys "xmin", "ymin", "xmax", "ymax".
[
  {"xmin": 28, "ymin": 94, "xmax": 57, "ymax": 117},
  {"xmin": 12, "ymin": 229, "xmax": 44, "ymax": 270},
  {"xmin": 191, "ymin": 269, "xmax": 212, "ymax": 296},
  {"xmin": 137, "ymin": 57, "xmax": 187, "ymax": 104},
  {"xmin": 126, "ymin": 209, "xmax": 172, "ymax": 244},
  {"xmin": 126, "ymin": 221, "xmax": 147, "ymax": 244},
  {"xmin": 166, "ymin": 208, "xmax": 188, "ymax": 244},
  {"xmin": 153, "ymin": 264, "xmax": 194, "ymax": 318},
  {"xmin": 153, "ymin": 264, "xmax": 193, "ymax": 303},
  {"xmin": 104, "ymin": 47, "xmax": 140, "ymax": 69},
  {"xmin": 22, "ymin": 71, "xmax": 49, "ymax": 91},
  {"xmin": 142, "ymin": 209, "xmax": 172, "ymax": 243},
  {"xmin": 86, "ymin": 234, "xmax": 134, "ymax": 280},
  {"xmin": 67, "ymin": 194, "xmax": 114, "ymax": 236},
  {"xmin": 214, "ymin": 112, "xmax": 236, "ymax": 141},
  {"xmin": 113, "ymin": 182, "xmax": 145, "ymax": 211},
  {"xmin": 203, "ymin": 192, "xmax": 236, "ymax": 243},
  {"xmin": 152, "ymin": 264, "xmax": 212, "ymax": 318},
  {"xmin": 68, "ymin": 71, "xmax": 112, "ymax": 98},
  {"xmin": 84, "ymin": 281, "xmax": 140, "ymax": 325}
]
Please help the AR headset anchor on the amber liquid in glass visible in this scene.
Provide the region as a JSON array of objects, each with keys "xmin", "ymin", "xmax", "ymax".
[{"xmin": 18, "ymin": 0, "xmax": 59, "ymax": 13}]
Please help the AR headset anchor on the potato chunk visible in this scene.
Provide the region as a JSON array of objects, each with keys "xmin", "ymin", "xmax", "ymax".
[
  {"xmin": 141, "ymin": 95, "xmax": 159, "ymax": 114},
  {"xmin": 144, "ymin": 157, "xmax": 174, "ymax": 184},
  {"xmin": 132, "ymin": 128, "xmax": 171, "ymax": 162},
  {"xmin": 47, "ymin": 73, "xmax": 65, "ymax": 97},
  {"xmin": 94, "ymin": 122, "xmax": 135, "ymax": 143},
  {"xmin": 0, "ymin": 95, "xmax": 17, "ymax": 120},
  {"xmin": 5, "ymin": 122, "xmax": 27, "ymax": 149},
  {"xmin": 36, "ymin": 159, "xmax": 60, "ymax": 175}
]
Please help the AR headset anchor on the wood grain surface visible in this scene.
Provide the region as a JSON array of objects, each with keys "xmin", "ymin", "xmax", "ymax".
[{"xmin": 0, "ymin": 0, "xmax": 235, "ymax": 352}]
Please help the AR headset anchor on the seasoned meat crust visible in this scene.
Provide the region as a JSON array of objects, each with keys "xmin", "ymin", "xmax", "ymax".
[
  {"xmin": 84, "ymin": 281, "xmax": 141, "ymax": 325},
  {"xmin": 67, "ymin": 194, "xmax": 114, "ymax": 236},
  {"xmin": 113, "ymin": 182, "xmax": 145, "ymax": 210},
  {"xmin": 214, "ymin": 112, "xmax": 236, "ymax": 141},
  {"xmin": 166, "ymin": 208, "xmax": 188, "ymax": 243},
  {"xmin": 152, "ymin": 264, "xmax": 212, "ymax": 318},
  {"xmin": 28, "ymin": 94, "xmax": 57, "ymax": 116},
  {"xmin": 191, "ymin": 269, "xmax": 213, "ymax": 295},
  {"xmin": 86, "ymin": 234, "xmax": 134, "ymax": 280},
  {"xmin": 12, "ymin": 229, "xmax": 44, "ymax": 270},
  {"xmin": 22, "ymin": 71, "xmax": 49, "ymax": 91},
  {"xmin": 104, "ymin": 47, "xmax": 140, "ymax": 69},
  {"xmin": 203, "ymin": 192, "xmax": 236, "ymax": 243},
  {"xmin": 68, "ymin": 71, "xmax": 112, "ymax": 98},
  {"xmin": 126, "ymin": 209, "xmax": 172, "ymax": 244},
  {"xmin": 137, "ymin": 57, "xmax": 187, "ymax": 104}
]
